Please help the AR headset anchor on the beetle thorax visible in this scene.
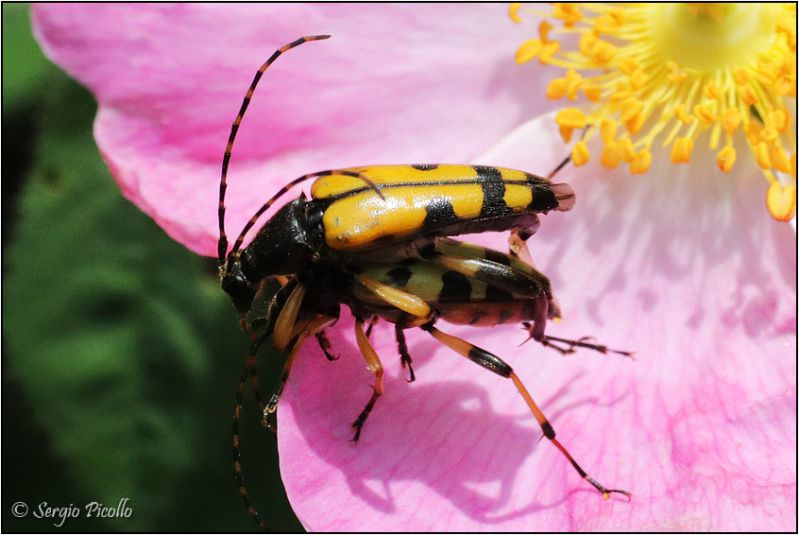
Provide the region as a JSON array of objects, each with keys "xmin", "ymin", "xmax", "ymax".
[{"xmin": 238, "ymin": 198, "xmax": 325, "ymax": 280}]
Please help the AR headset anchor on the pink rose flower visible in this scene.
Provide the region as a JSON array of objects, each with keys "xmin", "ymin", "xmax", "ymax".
[{"xmin": 34, "ymin": 4, "xmax": 796, "ymax": 531}]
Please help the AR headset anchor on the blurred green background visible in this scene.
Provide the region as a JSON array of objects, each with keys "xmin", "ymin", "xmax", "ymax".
[{"xmin": 2, "ymin": 5, "xmax": 302, "ymax": 532}]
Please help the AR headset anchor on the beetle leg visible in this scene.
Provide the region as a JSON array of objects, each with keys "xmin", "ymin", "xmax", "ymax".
[
  {"xmin": 352, "ymin": 317, "xmax": 385, "ymax": 442},
  {"xmin": 233, "ymin": 363, "xmax": 268, "ymax": 529},
  {"xmin": 523, "ymin": 324, "xmax": 634, "ymax": 359},
  {"xmin": 272, "ymin": 283, "xmax": 306, "ymax": 351},
  {"xmin": 263, "ymin": 314, "xmax": 338, "ymax": 430},
  {"xmin": 261, "ymin": 335, "xmax": 304, "ymax": 432},
  {"xmin": 245, "ymin": 333, "xmax": 270, "ymax": 426},
  {"xmin": 356, "ymin": 274, "xmax": 433, "ymax": 326},
  {"xmin": 395, "ymin": 324, "xmax": 416, "ymax": 383},
  {"xmin": 506, "ymin": 151, "xmax": 574, "ymax": 264},
  {"xmin": 365, "ymin": 315, "xmax": 379, "ymax": 339},
  {"xmin": 315, "ymin": 330, "xmax": 338, "ymax": 361},
  {"xmin": 509, "ymin": 225, "xmax": 537, "ymax": 266},
  {"xmin": 247, "ymin": 276, "xmax": 296, "ymax": 416},
  {"xmin": 421, "ymin": 323, "xmax": 631, "ymax": 501}
]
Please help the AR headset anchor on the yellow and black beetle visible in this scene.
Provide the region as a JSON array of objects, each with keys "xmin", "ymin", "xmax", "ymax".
[{"xmin": 220, "ymin": 36, "xmax": 631, "ymax": 529}]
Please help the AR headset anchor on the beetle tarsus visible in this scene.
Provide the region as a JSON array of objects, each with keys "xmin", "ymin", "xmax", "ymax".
[{"xmin": 586, "ymin": 476, "xmax": 632, "ymax": 502}]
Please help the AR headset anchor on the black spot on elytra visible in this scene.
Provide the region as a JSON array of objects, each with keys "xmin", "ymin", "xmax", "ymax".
[
  {"xmin": 411, "ymin": 164, "xmax": 439, "ymax": 171},
  {"xmin": 423, "ymin": 198, "xmax": 460, "ymax": 232},
  {"xmin": 386, "ymin": 267, "xmax": 413, "ymax": 287},
  {"xmin": 468, "ymin": 311, "xmax": 487, "ymax": 325},
  {"xmin": 419, "ymin": 243, "xmax": 437, "ymax": 259},
  {"xmin": 439, "ymin": 271, "xmax": 472, "ymax": 302},
  {"xmin": 498, "ymin": 308, "xmax": 515, "ymax": 323},
  {"xmin": 474, "ymin": 165, "xmax": 513, "ymax": 218},
  {"xmin": 484, "ymin": 249, "xmax": 512, "ymax": 265},
  {"xmin": 485, "ymin": 285, "xmax": 514, "ymax": 302}
]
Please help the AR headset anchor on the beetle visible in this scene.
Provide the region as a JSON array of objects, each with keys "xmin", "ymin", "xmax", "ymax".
[{"xmin": 220, "ymin": 35, "xmax": 631, "ymax": 529}]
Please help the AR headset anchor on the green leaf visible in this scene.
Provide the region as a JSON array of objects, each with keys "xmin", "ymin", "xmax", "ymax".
[
  {"xmin": 2, "ymin": 4, "xmax": 56, "ymax": 113},
  {"xmin": 3, "ymin": 74, "xmax": 301, "ymax": 531}
]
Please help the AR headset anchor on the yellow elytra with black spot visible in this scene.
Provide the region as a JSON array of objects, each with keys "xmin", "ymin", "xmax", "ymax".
[{"xmin": 311, "ymin": 164, "xmax": 575, "ymax": 251}]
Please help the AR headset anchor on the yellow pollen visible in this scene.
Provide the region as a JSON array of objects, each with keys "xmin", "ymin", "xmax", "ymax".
[
  {"xmin": 600, "ymin": 118, "xmax": 617, "ymax": 144},
  {"xmin": 515, "ymin": 39, "xmax": 543, "ymax": 64},
  {"xmin": 572, "ymin": 140, "xmax": 590, "ymax": 166},
  {"xmin": 583, "ymin": 85, "xmax": 602, "ymax": 102},
  {"xmin": 769, "ymin": 109, "xmax": 789, "ymax": 132},
  {"xmin": 766, "ymin": 181, "xmax": 797, "ymax": 221},
  {"xmin": 512, "ymin": 2, "xmax": 797, "ymax": 222},
  {"xmin": 722, "ymin": 108, "xmax": 741, "ymax": 133},
  {"xmin": 619, "ymin": 137, "xmax": 636, "ymax": 163},
  {"xmin": 771, "ymin": 146, "xmax": 791, "ymax": 174},
  {"xmin": 555, "ymin": 107, "xmax": 587, "ymax": 142},
  {"xmin": 717, "ymin": 146, "xmax": 736, "ymax": 172},
  {"xmin": 601, "ymin": 142, "xmax": 622, "ymax": 169},
  {"xmin": 675, "ymin": 104, "xmax": 694, "ymax": 125},
  {"xmin": 509, "ymin": 3, "xmax": 523, "ymax": 24},
  {"xmin": 671, "ymin": 137, "xmax": 694, "ymax": 164},
  {"xmin": 553, "ymin": 3, "xmax": 582, "ymax": 27},
  {"xmin": 630, "ymin": 149, "xmax": 652, "ymax": 174},
  {"xmin": 693, "ymin": 102, "xmax": 717, "ymax": 125},
  {"xmin": 546, "ymin": 77, "xmax": 567, "ymax": 100},
  {"xmin": 754, "ymin": 142, "xmax": 772, "ymax": 170}
]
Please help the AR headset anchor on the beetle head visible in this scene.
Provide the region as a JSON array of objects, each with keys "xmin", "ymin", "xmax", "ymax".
[{"xmin": 219, "ymin": 254, "xmax": 257, "ymax": 315}]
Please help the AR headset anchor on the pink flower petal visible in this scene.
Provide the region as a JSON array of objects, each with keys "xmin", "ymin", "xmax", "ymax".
[
  {"xmin": 32, "ymin": 4, "xmax": 554, "ymax": 255},
  {"xmin": 32, "ymin": 5, "xmax": 797, "ymax": 530},
  {"xmin": 278, "ymin": 115, "xmax": 796, "ymax": 531}
]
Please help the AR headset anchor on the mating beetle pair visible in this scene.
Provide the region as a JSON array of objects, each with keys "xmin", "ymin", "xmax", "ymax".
[{"xmin": 217, "ymin": 35, "xmax": 631, "ymax": 528}]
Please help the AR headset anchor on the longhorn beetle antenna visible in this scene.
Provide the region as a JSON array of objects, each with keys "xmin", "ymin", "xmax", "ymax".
[
  {"xmin": 218, "ymin": 35, "xmax": 330, "ymax": 265},
  {"xmin": 218, "ymin": 35, "xmax": 385, "ymax": 263}
]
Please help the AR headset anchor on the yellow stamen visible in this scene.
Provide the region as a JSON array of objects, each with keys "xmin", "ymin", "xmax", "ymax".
[
  {"xmin": 671, "ymin": 137, "xmax": 694, "ymax": 164},
  {"xmin": 600, "ymin": 118, "xmax": 617, "ymax": 144},
  {"xmin": 771, "ymin": 145, "xmax": 792, "ymax": 174},
  {"xmin": 546, "ymin": 77, "xmax": 566, "ymax": 100},
  {"xmin": 766, "ymin": 181, "xmax": 797, "ymax": 221},
  {"xmin": 513, "ymin": 2, "xmax": 797, "ymax": 222},
  {"xmin": 619, "ymin": 137, "xmax": 636, "ymax": 163},
  {"xmin": 717, "ymin": 146, "xmax": 737, "ymax": 172},
  {"xmin": 769, "ymin": 109, "xmax": 789, "ymax": 132},
  {"xmin": 509, "ymin": 3, "xmax": 523, "ymax": 24},
  {"xmin": 553, "ymin": 3, "xmax": 582, "ymax": 27},
  {"xmin": 630, "ymin": 149, "xmax": 652, "ymax": 174},
  {"xmin": 722, "ymin": 108, "xmax": 741, "ymax": 134},
  {"xmin": 515, "ymin": 39, "xmax": 542, "ymax": 64},
  {"xmin": 555, "ymin": 107, "xmax": 587, "ymax": 143},
  {"xmin": 754, "ymin": 141, "xmax": 772, "ymax": 170},
  {"xmin": 583, "ymin": 85, "xmax": 602, "ymax": 102},
  {"xmin": 601, "ymin": 142, "xmax": 622, "ymax": 169},
  {"xmin": 572, "ymin": 140, "xmax": 590, "ymax": 167},
  {"xmin": 675, "ymin": 104, "xmax": 694, "ymax": 125}
]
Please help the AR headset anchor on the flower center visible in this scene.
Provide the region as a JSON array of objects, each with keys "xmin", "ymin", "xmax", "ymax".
[
  {"xmin": 511, "ymin": 2, "xmax": 797, "ymax": 222},
  {"xmin": 651, "ymin": 4, "xmax": 781, "ymax": 72}
]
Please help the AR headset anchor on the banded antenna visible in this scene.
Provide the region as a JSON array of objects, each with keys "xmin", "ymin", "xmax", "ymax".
[
  {"xmin": 217, "ymin": 35, "xmax": 330, "ymax": 265},
  {"xmin": 217, "ymin": 35, "xmax": 384, "ymax": 264}
]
